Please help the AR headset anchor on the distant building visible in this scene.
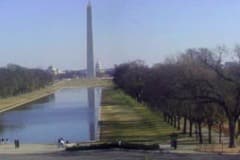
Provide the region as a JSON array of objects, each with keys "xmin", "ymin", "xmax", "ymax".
[
  {"xmin": 47, "ymin": 66, "xmax": 63, "ymax": 75},
  {"xmin": 96, "ymin": 60, "xmax": 104, "ymax": 74}
]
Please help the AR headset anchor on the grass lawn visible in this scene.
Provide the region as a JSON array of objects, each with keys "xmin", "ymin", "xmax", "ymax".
[
  {"xmin": 58, "ymin": 78, "xmax": 112, "ymax": 88},
  {"xmin": 100, "ymin": 88, "xmax": 178, "ymax": 143}
]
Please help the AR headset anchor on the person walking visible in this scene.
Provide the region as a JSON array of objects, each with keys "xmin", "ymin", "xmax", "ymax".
[
  {"xmin": 60, "ymin": 138, "xmax": 65, "ymax": 148},
  {"xmin": 5, "ymin": 138, "xmax": 9, "ymax": 144},
  {"xmin": 14, "ymin": 139, "xmax": 17, "ymax": 149},
  {"xmin": 16, "ymin": 139, "xmax": 20, "ymax": 148}
]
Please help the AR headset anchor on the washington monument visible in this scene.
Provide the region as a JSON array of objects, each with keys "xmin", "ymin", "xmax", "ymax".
[{"xmin": 86, "ymin": 1, "xmax": 95, "ymax": 78}]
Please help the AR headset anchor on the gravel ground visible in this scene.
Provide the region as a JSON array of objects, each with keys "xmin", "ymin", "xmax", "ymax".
[{"xmin": 1, "ymin": 150, "xmax": 240, "ymax": 160}]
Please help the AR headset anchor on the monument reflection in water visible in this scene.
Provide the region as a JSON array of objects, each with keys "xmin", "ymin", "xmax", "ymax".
[
  {"xmin": 87, "ymin": 87, "xmax": 102, "ymax": 141},
  {"xmin": 88, "ymin": 87, "xmax": 99, "ymax": 141},
  {"xmin": 0, "ymin": 87, "xmax": 102, "ymax": 143}
]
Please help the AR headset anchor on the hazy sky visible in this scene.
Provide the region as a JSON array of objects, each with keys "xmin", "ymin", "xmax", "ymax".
[{"xmin": 0, "ymin": 0, "xmax": 240, "ymax": 70}]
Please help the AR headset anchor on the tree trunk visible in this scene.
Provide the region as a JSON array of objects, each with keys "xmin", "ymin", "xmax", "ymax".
[
  {"xmin": 228, "ymin": 119, "xmax": 236, "ymax": 148},
  {"xmin": 177, "ymin": 116, "xmax": 181, "ymax": 130},
  {"xmin": 219, "ymin": 123, "xmax": 222, "ymax": 144},
  {"xmin": 173, "ymin": 116, "xmax": 177, "ymax": 128},
  {"xmin": 198, "ymin": 122, "xmax": 203, "ymax": 144},
  {"xmin": 167, "ymin": 115, "xmax": 170, "ymax": 123},
  {"xmin": 170, "ymin": 116, "xmax": 173, "ymax": 126},
  {"xmin": 183, "ymin": 117, "xmax": 187, "ymax": 134},
  {"xmin": 195, "ymin": 123, "xmax": 198, "ymax": 141},
  {"xmin": 208, "ymin": 124, "xmax": 212, "ymax": 144},
  {"xmin": 189, "ymin": 120, "xmax": 193, "ymax": 137}
]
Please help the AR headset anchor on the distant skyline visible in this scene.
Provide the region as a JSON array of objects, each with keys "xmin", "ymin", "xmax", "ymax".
[{"xmin": 1, "ymin": 0, "xmax": 240, "ymax": 70}]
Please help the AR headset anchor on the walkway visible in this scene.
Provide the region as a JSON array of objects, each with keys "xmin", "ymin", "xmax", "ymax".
[
  {"xmin": 0, "ymin": 144, "xmax": 63, "ymax": 154},
  {"xmin": 1, "ymin": 150, "xmax": 240, "ymax": 160}
]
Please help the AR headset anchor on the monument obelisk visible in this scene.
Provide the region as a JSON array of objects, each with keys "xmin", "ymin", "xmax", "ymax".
[{"xmin": 86, "ymin": 1, "xmax": 95, "ymax": 78}]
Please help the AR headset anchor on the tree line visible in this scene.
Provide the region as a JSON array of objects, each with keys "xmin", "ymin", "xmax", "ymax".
[
  {"xmin": 113, "ymin": 46, "xmax": 240, "ymax": 148},
  {"xmin": 0, "ymin": 64, "xmax": 53, "ymax": 97}
]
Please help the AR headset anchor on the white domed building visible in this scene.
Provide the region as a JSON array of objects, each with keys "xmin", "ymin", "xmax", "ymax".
[{"xmin": 96, "ymin": 61, "xmax": 104, "ymax": 75}]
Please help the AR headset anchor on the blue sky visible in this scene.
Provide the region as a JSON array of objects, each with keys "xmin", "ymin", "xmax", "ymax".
[{"xmin": 0, "ymin": 0, "xmax": 240, "ymax": 70}]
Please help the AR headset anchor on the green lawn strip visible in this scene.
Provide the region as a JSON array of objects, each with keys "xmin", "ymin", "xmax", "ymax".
[
  {"xmin": 59, "ymin": 79, "xmax": 113, "ymax": 88},
  {"xmin": 100, "ymin": 88, "xmax": 178, "ymax": 144}
]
